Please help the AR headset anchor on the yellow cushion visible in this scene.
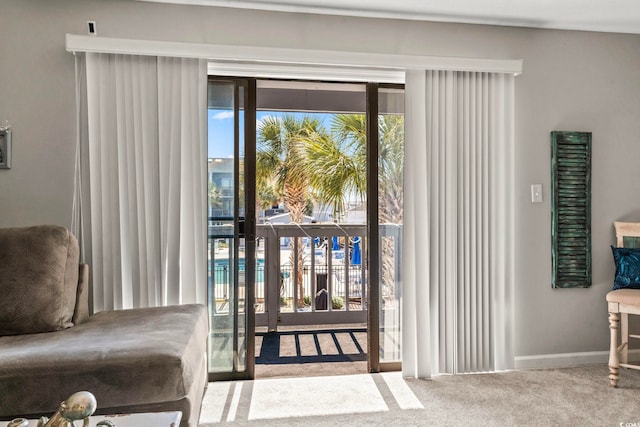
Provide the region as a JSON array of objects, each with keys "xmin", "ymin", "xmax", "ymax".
[{"xmin": 607, "ymin": 289, "xmax": 640, "ymax": 305}]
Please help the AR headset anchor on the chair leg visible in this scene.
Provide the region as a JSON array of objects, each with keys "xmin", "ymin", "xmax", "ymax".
[
  {"xmin": 621, "ymin": 313, "xmax": 629, "ymax": 364},
  {"xmin": 609, "ymin": 311, "xmax": 620, "ymax": 387}
]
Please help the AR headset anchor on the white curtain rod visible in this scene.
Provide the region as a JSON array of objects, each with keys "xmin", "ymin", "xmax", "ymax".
[{"xmin": 65, "ymin": 34, "xmax": 523, "ymax": 76}]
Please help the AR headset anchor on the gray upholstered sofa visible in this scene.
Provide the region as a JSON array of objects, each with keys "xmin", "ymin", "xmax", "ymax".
[{"xmin": 0, "ymin": 225, "xmax": 208, "ymax": 427}]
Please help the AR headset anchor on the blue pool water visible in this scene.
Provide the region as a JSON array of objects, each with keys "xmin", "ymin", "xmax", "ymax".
[{"xmin": 209, "ymin": 258, "xmax": 265, "ymax": 284}]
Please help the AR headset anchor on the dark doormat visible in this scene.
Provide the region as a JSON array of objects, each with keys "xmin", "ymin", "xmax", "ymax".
[{"xmin": 255, "ymin": 326, "xmax": 367, "ymax": 378}]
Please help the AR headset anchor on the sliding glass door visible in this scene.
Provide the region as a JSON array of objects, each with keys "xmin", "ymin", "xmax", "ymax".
[
  {"xmin": 206, "ymin": 77, "xmax": 403, "ymax": 379},
  {"xmin": 366, "ymin": 84, "xmax": 405, "ymax": 372},
  {"xmin": 207, "ymin": 78, "xmax": 256, "ymax": 380},
  {"xmin": 376, "ymin": 85, "xmax": 404, "ymax": 369}
]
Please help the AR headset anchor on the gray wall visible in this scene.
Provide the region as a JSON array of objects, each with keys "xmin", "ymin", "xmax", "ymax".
[{"xmin": 2, "ymin": 0, "xmax": 640, "ymax": 360}]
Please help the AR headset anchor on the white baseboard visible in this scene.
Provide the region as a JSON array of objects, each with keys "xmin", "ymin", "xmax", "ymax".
[{"xmin": 515, "ymin": 349, "xmax": 640, "ymax": 370}]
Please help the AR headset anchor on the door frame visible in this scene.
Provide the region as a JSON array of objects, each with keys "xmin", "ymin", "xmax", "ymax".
[
  {"xmin": 366, "ymin": 82, "xmax": 381, "ymax": 373},
  {"xmin": 242, "ymin": 78, "xmax": 257, "ymax": 379},
  {"xmin": 207, "ymin": 77, "xmax": 403, "ymax": 379}
]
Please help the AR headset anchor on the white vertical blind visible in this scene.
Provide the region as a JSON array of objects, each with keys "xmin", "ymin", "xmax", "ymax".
[
  {"xmin": 82, "ymin": 52, "xmax": 207, "ymax": 312},
  {"xmin": 157, "ymin": 57, "xmax": 208, "ymax": 306},
  {"xmin": 403, "ymin": 70, "xmax": 432, "ymax": 378},
  {"xmin": 403, "ymin": 69, "xmax": 515, "ymax": 377}
]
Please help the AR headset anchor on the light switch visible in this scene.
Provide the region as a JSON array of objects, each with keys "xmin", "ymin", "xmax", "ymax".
[{"xmin": 531, "ymin": 184, "xmax": 542, "ymax": 203}]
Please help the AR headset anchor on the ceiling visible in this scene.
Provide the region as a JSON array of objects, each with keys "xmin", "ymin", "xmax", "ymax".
[{"xmin": 140, "ymin": 0, "xmax": 640, "ymax": 34}]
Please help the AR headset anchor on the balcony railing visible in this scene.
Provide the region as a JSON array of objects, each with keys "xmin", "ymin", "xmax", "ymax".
[{"xmin": 208, "ymin": 222, "xmax": 401, "ymax": 331}]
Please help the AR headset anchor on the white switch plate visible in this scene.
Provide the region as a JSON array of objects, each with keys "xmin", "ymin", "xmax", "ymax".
[{"xmin": 531, "ymin": 184, "xmax": 542, "ymax": 203}]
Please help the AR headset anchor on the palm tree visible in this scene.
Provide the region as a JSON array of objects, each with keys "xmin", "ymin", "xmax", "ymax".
[
  {"xmin": 376, "ymin": 115, "xmax": 404, "ymax": 297},
  {"xmin": 377, "ymin": 114, "xmax": 404, "ymax": 225},
  {"xmin": 257, "ymin": 112, "xmax": 404, "ymax": 306},
  {"xmin": 256, "ymin": 115, "xmax": 326, "ymax": 306},
  {"xmin": 307, "ymin": 114, "xmax": 404, "ymax": 294},
  {"xmin": 257, "ymin": 115, "xmax": 324, "ymax": 221},
  {"xmin": 305, "ymin": 114, "xmax": 367, "ymax": 221},
  {"xmin": 257, "ymin": 184, "xmax": 279, "ymax": 210}
]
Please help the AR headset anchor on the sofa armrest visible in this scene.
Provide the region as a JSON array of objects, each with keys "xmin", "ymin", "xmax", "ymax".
[{"xmin": 72, "ymin": 263, "xmax": 90, "ymax": 325}]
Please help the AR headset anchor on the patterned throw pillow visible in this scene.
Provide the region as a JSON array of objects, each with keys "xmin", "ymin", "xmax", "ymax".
[{"xmin": 612, "ymin": 246, "xmax": 640, "ymax": 290}]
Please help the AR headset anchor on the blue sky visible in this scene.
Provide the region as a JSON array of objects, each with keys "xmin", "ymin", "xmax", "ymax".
[{"xmin": 208, "ymin": 110, "xmax": 335, "ymax": 159}]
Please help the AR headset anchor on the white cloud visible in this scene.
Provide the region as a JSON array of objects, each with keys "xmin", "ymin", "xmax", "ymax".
[{"xmin": 211, "ymin": 111, "xmax": 234, "ymax": 120}]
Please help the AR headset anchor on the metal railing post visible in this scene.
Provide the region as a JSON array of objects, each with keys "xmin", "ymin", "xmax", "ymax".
[
  {"xmin": 266, "ymin": 231, "xmax": 280, "ymax": 331},
  {"xmin": 293, "ymin": 237, "xmax": 299, "ymax": 312},
  {"xmin": 311, "ymin": 238, "xmax": 316, "ymax": 312}
]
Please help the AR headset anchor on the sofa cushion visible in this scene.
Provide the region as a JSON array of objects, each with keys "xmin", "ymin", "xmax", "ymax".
[
  {"xmin": 0, "ymin": 304, "xmax": 208, "ymax": 418},
  {"xmin": 0, "ymin": 225, "xmax": 79, "ymax": 335}
]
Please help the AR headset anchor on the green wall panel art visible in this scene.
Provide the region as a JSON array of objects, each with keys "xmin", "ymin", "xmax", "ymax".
[{"xmin": 551, "ymin": 131, "xmax": 592, "ymax": 288}]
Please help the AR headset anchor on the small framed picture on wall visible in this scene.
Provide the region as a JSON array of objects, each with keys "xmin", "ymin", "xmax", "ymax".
[{"xmin": 0, "ymin": 129, "xmax": 11, "ymax": 169}]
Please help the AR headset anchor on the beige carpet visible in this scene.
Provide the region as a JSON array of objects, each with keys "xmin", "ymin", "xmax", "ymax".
[{"xmin": 200, "ymin": 364, "xmax": 640, "ymax": 426}]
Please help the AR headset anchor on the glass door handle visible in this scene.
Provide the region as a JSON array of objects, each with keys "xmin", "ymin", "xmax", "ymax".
[{"xmin": 238, "ymin": 218, "xmax": 255, "ymax": 240}]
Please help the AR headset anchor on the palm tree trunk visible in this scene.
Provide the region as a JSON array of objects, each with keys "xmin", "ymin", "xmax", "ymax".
[
  {"xmin": 379, "ymin": 182, "xmax": 403, "ymax": 304},
  {"xmin": 285, "ymin": 180, "xmax": 307, "ymax": 307}
]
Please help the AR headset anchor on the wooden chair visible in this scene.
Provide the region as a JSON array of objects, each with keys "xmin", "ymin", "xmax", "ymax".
[{"xmin": 607, "ymin": 221, "xmax": 640, "ymax": 387}]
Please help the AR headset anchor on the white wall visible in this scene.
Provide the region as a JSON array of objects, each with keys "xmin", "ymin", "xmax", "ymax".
[{"xmin": 1, "ymin": 0, "xmax": 640, "ymax": 362}]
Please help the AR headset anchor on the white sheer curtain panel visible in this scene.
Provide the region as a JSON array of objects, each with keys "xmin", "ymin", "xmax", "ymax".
[
  {"xmin": 403, "ymin": 69, "xmax": 515, "ymax": 378},
  {"xmin": 82, "ymin": 52, "xmax": 207, "ymax": 312},
  {"xmin": 157, "ymin": 57, "xmax": 208, "ymax": 307}
]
